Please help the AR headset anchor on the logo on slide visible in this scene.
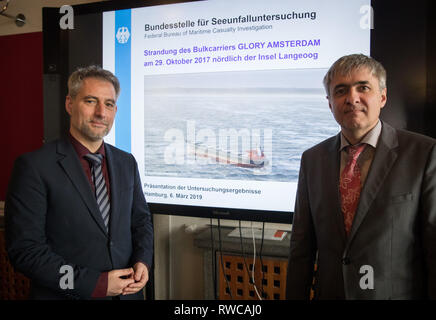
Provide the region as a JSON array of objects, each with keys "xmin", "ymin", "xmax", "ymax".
[{"xmin": 116, "ymin": 26, "xmax": 130, "ymax": 44}]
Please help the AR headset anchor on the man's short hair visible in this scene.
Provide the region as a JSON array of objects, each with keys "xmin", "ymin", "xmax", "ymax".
[
  {"xmin": 323, "ymin": 54, "xmax": 387, "ymax": 96},
  {"xmin": 67, "ymin": 65, "xmax": 120, "ymax": 99}
]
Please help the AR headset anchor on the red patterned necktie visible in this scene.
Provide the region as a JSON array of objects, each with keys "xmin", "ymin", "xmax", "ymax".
[{"xmin": 340, "ymin": 144, "xmax": 366, "ymax": 235}]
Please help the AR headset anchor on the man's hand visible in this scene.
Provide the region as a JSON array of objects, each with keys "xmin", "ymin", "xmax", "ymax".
[
  {"xmin": 106, "ymin": 268, "xmax": 135, "ymax": 296},
  {"xmin": 122, "ymin": 262, "xmax": 149, "ymax": 295}
]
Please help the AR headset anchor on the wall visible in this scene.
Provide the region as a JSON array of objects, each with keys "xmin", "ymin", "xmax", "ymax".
[{"xmin": 0, "ymin": 32, "xmax": 43, "ymax": 199}]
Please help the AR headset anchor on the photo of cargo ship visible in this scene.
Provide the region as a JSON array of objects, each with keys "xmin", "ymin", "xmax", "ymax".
[{"xmin": 187, "ymin": 142, "xmax": 269, "ymax": 169}]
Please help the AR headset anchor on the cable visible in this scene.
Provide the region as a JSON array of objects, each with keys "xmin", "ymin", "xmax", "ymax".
[
  {"xmin": 218, "ymin": 218, "xmax": 232, "ymax": 299},
  {"xmin": 238, "ymin": 220, "xmax": 250, "ymax": 272},
  {"xmin": 238, "ymin": 220, "xmax": 251, "ymax": 286},
  {"xmin": 250, "ymin": 222, "xmax": 262, "ymax": 300},
  {"xmin": 259, "ymin": 221, "xmax": 266, "ymax": 299},
  {"xmin": 210, "ymin": 218, "xmax": 217, "ymax": 300},
  {"xmin": 239, "ymin": 221, "xmax": 262, "ymax": 299},
  {"xmin": 0, "ymin": 0, "xmax": 9, "ymax": 14}
]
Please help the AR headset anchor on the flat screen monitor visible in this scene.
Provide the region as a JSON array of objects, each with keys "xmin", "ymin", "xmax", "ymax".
[{"xmin": 44, "ymin": 0, "xmax": 371, "ymax": 223}]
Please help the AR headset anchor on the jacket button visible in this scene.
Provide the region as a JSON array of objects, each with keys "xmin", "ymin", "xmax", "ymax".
[
  {"xmin": 342, "ymin": 257, "xmax": 350, "ymax": 265},
  {"xmin": 109, "ymin": 241, "xmax": 114, "ymax": 247}
]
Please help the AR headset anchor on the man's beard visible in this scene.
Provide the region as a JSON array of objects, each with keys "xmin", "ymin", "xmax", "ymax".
[{"xmin": 80, "ymin": 121, "xmax": 110, "ymax": 141}]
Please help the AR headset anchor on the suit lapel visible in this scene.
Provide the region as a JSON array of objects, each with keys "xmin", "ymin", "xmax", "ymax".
[
  {"xmin": 56, "ymin": 139, "xmax": 109, "ymax": 237},
  {"xmin": 324, "ymin": 134, "xmax": 348, "ymax": 244},
  {"xmin": 346, "ymin": 122, "xmax": 399, "ymax": 245},
  {"xmin": 105, "ymin": 144, "xmax": 121, "ymax": 236}
]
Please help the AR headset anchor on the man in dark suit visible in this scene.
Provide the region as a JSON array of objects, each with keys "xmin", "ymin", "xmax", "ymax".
[
  {"xmin": 5, "ymin": 66, "xmax": 154, "ymax": 299},
  {"xmin": 286, "ymin": 54, "xmax": 436, "ymax": 299}
]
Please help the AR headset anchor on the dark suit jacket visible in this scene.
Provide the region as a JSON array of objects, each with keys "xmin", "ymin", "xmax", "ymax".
[
  {"xmin": 5, "ymin": 138, "xmax": 154, "ymax": 300},
  {"xmin": 286, "ymin": 122, "xmax": 436, "ymax": 299}
]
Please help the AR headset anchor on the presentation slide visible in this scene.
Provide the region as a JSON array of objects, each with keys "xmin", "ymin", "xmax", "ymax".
[{"xmin": 102, "ymin": 0, "xmax": 370, "ymax": 214}]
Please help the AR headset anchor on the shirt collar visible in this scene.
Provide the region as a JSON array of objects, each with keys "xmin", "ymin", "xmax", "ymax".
[
  {"xmin": 68, "ymin": 133, "xmax": 106, "ymax": 159},
  {"xmin": 340, "ymin": 120, "xmax": 382, "ymax": 151}
]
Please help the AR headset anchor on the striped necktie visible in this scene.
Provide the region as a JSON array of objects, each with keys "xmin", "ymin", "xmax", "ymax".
[{"xmin": 84, "ymin": 153, "xmax": 110, "ymax": 231}]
